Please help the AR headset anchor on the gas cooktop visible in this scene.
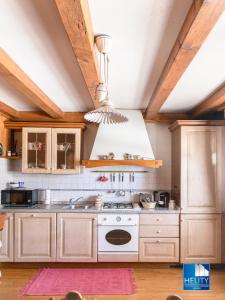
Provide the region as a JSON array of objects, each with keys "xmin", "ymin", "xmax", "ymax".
[{"xmin": 102, "ymin": 202, "xmax": 140, "ymax": 210}]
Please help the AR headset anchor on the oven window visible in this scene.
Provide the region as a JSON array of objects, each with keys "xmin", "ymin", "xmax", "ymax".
[{"xmin": 105, "ymin": 229, "xmax": 131, "ymax": 245}]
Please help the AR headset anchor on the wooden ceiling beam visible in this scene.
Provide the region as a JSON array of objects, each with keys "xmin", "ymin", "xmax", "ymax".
[
  {"xmin": 0, "ymin": 49, "xmax": 64, "ymax": 119},
  {"xmin": 0, "ymin": 110, "xmax": 188, "ymax": 124},
  {"xmin": 54, "ymin": 0, "xmax": 99, "ymax": 108},
  {"xmin": 9, "ymin": 111, "xmax": 86, "ymax": 123},
  {"xmin": 145, "ymin": 0, "xmax": 225, "ymax": 120},
  {"xmin": 144, "ymin": 112, "xmax": 190, "ymax": 123},
  {"xmin": 0, "ymin": 101, "xmax": 18, "ymax": 119},
  {"xmin": 191, "ymin": 82, "xmax": 225, "ymax": 116}
]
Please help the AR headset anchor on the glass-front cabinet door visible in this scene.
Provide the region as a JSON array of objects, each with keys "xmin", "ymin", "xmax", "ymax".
[
  {"xmin": 22, "ymin": 128, "xmax": 51, "ymax": 173},
  {"xmin": 51, "ymin": 128, "xmax": 81, "ymax": 174}
]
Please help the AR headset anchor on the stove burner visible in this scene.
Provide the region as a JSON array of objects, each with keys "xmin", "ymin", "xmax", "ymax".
[{"xmin": 103, "ymin": 202, "xmax": 133, "ymax": 209}]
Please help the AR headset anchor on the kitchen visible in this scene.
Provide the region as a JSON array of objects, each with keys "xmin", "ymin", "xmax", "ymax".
[{"xmin": 0, "ymin": 0, "xmax": 225, "ymax": 300}]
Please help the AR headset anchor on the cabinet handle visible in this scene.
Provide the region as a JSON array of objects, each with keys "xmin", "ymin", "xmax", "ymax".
[
  {"xmin": 156, "ymin": 240, "xmax": 160, "ymax": 243},
  {"xmin": 31, "ymin": 214, "xmax": 36, "ymax": 217},
  {"xmin": 156, "ymin": 230, "xmax": 160, "ymax": 233},
  {"xmin": 156, "ymin": 218, "xmax": 160, "ymax": 221}
]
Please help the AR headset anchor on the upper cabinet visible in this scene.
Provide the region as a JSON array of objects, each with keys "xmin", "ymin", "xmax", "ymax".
[
  {"xmin": 22, "ymin": 127, "xmax": 51, "ymax": 173},
  {"xmin": 22, "ymin": 127, "xmax": 82, "ymax": 174},
  {"xmin": 171, "ymin": 124, "xmax": 224, "ymax": 213},
  {"xmin": 52, "ymin": 128, "xmax": 81, "ymax": 174}
]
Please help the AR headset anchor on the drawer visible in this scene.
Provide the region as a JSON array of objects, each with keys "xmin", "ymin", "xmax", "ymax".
[
  {"xmin": 140, "ymin": 225, "xmax": 179, "ymax": 238},
  {"xmin": 139, "ymin": 238, "xmax": 179, "ymax": 262},
  {"xmin": 140, "ymin": 214, "xmax": 179, "ymax": 225}
]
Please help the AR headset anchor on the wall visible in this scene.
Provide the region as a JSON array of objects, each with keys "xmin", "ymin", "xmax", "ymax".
[{"xmin": 0, "ymin": 123, "xmax": 171, "ymax": 202}]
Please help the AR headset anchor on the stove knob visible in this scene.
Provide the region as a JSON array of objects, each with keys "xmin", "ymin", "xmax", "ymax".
[
  {"xmin": 128, "ymin": 217, "xmax": 132, "ymax": 221},
  {"xmin": 116, "ymin": 216, "xmax": 121, "ymax": 222},
  {"xmin": 103, "ymin": 217, "xmax": 107, "ymax": 221}
]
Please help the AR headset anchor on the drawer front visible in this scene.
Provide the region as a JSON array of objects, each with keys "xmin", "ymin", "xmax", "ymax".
[
  {"xmin": 139, "ymin": 238, "xmax": 179, "ymax": 262},
  {"xmin": 140, "ymin": 225, "xmax": 179, "ymax": 238},
  {"xmin": 140, "ymin": 214, "xmax": 179, "ymax": 225}
]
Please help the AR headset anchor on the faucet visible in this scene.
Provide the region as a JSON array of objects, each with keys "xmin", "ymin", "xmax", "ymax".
[{"xmin": 69, "ymin": 197, "xmax": 84, "ymax": 209}]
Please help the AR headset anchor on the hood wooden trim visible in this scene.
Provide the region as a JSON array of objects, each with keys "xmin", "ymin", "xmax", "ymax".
[{"xmin": 82, "ymin": 160, "xmax": 163, "ymax": 168}]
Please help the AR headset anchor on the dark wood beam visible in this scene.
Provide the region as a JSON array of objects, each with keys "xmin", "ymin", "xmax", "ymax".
[
  {"xmin": 145, "ymin": 0, "xmax": 225, "ymax": 119},
  {"xmin": 144, "ymin": 112, "xmax": 189, "ymax": 123},
  {"xmin": 0, "ymin": 101, "xmax": 18, "ymax": 119},
  {"xmin": 0, "ymin": 49, "xmax": 64, "ymax": 119},
  {"xmin": 54, "ymin": 0, "xmax": 99, "ymax": 108},
  {"xmin": 192, "ymin": 82, "xmax": 225, "ymax": 116}
]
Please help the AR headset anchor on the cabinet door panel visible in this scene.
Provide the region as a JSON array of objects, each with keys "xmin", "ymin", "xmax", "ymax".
[
  {"xmin": 57, "ymin": 213, "xmax": 97, "ymax": 262},
  {"xmin": 181, "ymin": 126, "xmax": 223, "ymax": 213},
  {"xmin": 15, "ymin": 213, "xmax": 56, "ymax": 262},
  {"xmin": 139, "ymin": 238, "xmax": 179, "ymax": 262},
  {"xmin": 181, "ymin": 214, "xmax": 221, "ymax": 263},
  {"xmin": 0, "ymin": 213, "xmax": 13, "ymax": 262},
  {"xmin": 52, "ymin": 128, "xmax": 81, "ymax": 174},
  {"xmin": 22, "ymin": 128, "xmax": 51, "ymax": 173}
]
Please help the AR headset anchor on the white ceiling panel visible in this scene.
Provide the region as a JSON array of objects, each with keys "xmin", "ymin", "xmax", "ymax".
[
  {"xmin": 161, "ymin": 11, "xmax": 225, "ymax": 112},
  {"xmin": 89, "ymin": 0, "xmax": 192, "ymax": 109},
  {"xmin": 0, "ymin": 0, "xmax": 92, "ymax": 112}
]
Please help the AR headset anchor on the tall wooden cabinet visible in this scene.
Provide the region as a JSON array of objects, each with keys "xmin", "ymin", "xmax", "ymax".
[
  {"xmin": 171, "ymin": 124, "xmax": 224, "ymax": 213},
  {"xmin": 0, "ymin": 213, "xmax": 13, "ymax": 262},
  {"xmin": 14, "ymin": 213, "xmax": 56, "ymax": 262},
  {"xmin": 57, "ymin": 213, "xmax": 97, "ymax": 262},
  {"xmin": 171, "ymin": 122, "xmax": 225, "ymax": 263}
]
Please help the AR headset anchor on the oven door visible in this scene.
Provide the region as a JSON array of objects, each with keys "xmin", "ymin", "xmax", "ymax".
[{"xmin": 98, "ymin": 225, "xmax": 138, "ymax": 252}]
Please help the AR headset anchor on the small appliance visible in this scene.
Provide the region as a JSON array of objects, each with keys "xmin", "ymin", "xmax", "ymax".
[
  {"xmin": 1, "ymin": 189, "xmax": 38, "ymax": 207},
  {"xmin": 154, "ymin": 191, "xmax": 170, "ymax": 208}
]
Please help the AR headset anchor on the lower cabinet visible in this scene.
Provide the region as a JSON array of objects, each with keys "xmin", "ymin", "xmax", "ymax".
[
  {"xmin": 14, "ymin": 213, "xmax": 56, "ymax": 262},
  {"xmin": 57, "ymin": 213, "xmax": 97, "ymax": 262},
  {"xmin": 180, "ymin": 214, "xmax": 221, "ymax": 263},
  {"xmin": 139, "ymin": 238, "xmax": 179, "ymax": 262},
  {"xmin": 0, "ymin": 213, "xmax": 14, "ymax": 262},
  {"xmin": 139, "ymin": 214, "xmax": 180, "ymax": 262}
]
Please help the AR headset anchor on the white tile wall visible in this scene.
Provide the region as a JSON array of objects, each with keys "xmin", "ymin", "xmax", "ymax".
[{"xmin": 0, "ymin": 124, "xmax": 171, "ymax": 203}]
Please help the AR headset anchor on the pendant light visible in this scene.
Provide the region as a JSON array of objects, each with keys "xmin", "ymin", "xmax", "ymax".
[{"xmin": 84, "ymin": 35, "xmax": 128, "ymax": 124}]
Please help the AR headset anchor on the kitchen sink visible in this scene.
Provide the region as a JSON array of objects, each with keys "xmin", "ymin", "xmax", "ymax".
[{"xmin": 61, "ymin": 204, "xmax": 92, "ymax": 210}]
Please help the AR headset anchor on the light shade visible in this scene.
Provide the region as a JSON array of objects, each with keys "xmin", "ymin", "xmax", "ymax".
[{"xmin": 84, "ymin": 99, "xmax": 128, "ymax": 124}]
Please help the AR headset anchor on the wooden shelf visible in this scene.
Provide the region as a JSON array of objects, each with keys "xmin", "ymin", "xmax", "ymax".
[
  {"xmin": 0, "ymin": 155, "xmax": 21, "ymax": 160},
  {"xmin": 82, "ymin": 160, "xmax": 163, "ymax": 168}
]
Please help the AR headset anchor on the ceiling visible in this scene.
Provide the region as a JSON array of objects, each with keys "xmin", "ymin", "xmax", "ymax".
[{"xmin": 0, "ymin": 0, "xmax": 224, "ymax": 114}]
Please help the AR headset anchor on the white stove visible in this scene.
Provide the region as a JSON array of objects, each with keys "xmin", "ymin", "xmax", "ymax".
[{"xmin": 98, "ymin": 213, "xmax": 139, "ymax": 256}]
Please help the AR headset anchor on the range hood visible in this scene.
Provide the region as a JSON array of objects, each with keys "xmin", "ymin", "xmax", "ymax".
[{"xmin": 82, "ymin": 110, "xmax": 162, "ymax": 168}]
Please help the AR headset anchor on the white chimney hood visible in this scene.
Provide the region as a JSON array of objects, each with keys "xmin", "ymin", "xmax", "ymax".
[{"xmin": 82, "ymin": 110, "xmax": 162, "ymax": 168}]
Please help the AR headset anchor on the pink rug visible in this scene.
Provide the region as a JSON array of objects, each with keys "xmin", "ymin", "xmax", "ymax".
[{"xmin": 20, "ymin": 268, "xmax": 136, "ymax": 296}]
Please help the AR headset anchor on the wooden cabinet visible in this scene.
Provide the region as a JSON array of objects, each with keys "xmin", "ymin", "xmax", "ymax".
[
  {"xmin": 57, "ymin": 213, "xmax": 97, "ymax": 262},
  {"xmin": 180, "ymin": 214, "xmax": 221, "ymax": 263},
  {"xmin": 171, "ymin": 125, "xmax": 224, "ymax": 213},
  {"xmin": 14, "ymin": 213, "xmax": 56, "ymax": 262},
  {"xmin": 139, "ymin": 214, "xmax": 179, "ymax": 262},
  {"xmin": 140, "ymin": 238, "xmax": 179, "ymax": 262},
  {"xmin": 22, "ymin": 127, "xmax": 82, "ymax": 174},
  {"xmin": 22, "ymin": 127, "xmax": 51, "ymax": 173},
  {"xmin": 52, "ymin": 128, "xmax": 81, "ymax": 174},
  {"xmin": 0, "ymin": 213, "xmax": 13, "ymax": 262}
]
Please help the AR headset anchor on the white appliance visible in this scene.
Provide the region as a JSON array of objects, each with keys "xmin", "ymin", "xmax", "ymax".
[{"xmin": 98, "ymin": 214, "xmax": 139, "ymax": 257}]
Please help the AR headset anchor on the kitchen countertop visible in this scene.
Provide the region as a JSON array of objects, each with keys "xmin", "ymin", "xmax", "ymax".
[{"xmin": 0, "ymin": 204, "xmax": 180, "ymax": 214}]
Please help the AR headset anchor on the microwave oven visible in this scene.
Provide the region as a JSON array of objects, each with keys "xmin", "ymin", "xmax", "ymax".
[{"xmin": 1, "ymin": 189, "xmax": 38, "ymax": 207}]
